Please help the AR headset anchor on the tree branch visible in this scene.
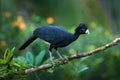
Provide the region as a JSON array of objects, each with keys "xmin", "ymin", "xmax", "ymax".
[{"xmin": 25, "ymin": 37, "xmax": 120, "ymax": 74}]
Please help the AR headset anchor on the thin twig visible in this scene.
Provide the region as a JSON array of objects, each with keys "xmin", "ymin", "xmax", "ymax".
[{"xmin": 25, "ymin": 37, "xmax": 120, "ymax": 74}]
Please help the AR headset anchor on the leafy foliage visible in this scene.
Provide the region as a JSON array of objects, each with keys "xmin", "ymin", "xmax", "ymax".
[
  {"xmin": 0, "ymin": 48, "xmax": 46, "ymax": 79},
  {"xmin": 26, "ymin": 50, "xmax": 46, "ymax": 67},
  {"xmin": 0, "ymin": 48, "xmax": 26, "ymax": 79},
  {"xmin": 26, "ymin": 52, "xmax": 34, "ymax": 67},
  {"xmin": 35, "ymin": 50, "xmax": 46, "ymax": 66}
]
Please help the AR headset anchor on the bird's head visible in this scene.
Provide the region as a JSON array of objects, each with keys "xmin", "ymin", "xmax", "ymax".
[{"xmin": 75, "ymin": 23, "xmax": 90, "ymax": 35}]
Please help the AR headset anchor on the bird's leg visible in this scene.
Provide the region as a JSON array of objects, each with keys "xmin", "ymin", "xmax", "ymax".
[
  {"xmin": 56, "ymin": 50, "xmax": 68, "ymax": 63},
  {"xmin": 56, "ymin": 50, "xmax": 64, "ymax": 61},
  {"xmin": 54, "ymin": 48, "xmax": 68, "ymax": 63},
  {"xmin": 49, "ymin": 45, "xmax": 55, "ymax": 65},
  {"xmin": 49, "ymin": 51, "xmax": 55, "ymax": 65},
  {"xmin": 54, "ymin": 48, "xmax": 64, "ymax": 61}
]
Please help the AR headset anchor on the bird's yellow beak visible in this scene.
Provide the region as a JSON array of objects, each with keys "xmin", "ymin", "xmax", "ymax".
[{"xmin": 85, "ymin": 29, "xmax": 90, "ymax": 34}]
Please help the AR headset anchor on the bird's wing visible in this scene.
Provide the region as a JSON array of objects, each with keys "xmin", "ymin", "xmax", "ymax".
[
  {"xmin": 54, "ymin": 26, "xmax": 68, "ymax": 32},
  {"xmin": 34, "ymin": 26, "xmax": 72, "ymax": 44}
]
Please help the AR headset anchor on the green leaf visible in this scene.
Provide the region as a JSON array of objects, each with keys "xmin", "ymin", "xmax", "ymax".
[
  {"xmin": 16, "ymin": 57, "xmax": 27, "ymax": 67},
  {"xmin": 47, "ymin": 68, "xmax": 54, "ymax": 73},
  {"xmin": 13, "ymin": 63, "xmax": 21, "ymax": 68},
  {"xmin": 5, "ymin": 47, "xmax": 15, "ymax": 64},
  {"xmin": 35, "ymin": 50, "xmax": 46, "ymax": 66},
  {"xmin": 79, "ymin": 57, "xmax": 88, "ymax": 62},
  {"xmin": 26, "ymin": 52, "xmax": 34, "ymax": 65},
  {"xmin": 76, "ymin": 65, "xmax": 88, "ymax": 74},
  {"xmin": 0, "ymin": 59, "xmax": 4, "ymax": 64},
  {"xmin": 43, "ymin": 58, "xmax": 50, "ymax": 64},
  {"xmin": 17, "ymin": 56, "xmax": 26, "ymax": 63}
]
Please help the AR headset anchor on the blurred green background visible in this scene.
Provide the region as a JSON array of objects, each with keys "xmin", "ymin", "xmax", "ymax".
[{"xmin": 0, "ymin": 0, "xmax": 120, "ymax": 80}]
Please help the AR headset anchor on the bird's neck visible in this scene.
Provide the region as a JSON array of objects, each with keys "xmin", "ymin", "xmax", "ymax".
[
  {"xmin": 74, "ymin": 32, "xmax": 81, "ymax": 38},
  {"xmin": 72, "ymin": 33, "xmax": 81, "ymax": 41}
]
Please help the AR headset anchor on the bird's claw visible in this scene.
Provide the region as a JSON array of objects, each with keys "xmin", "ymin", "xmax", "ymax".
[
  {"xmin": 50, "ymin": 61, "xmax": 56, "ymax": 65},
  {"xmin": 60, "ymin": 57, "xmax": 68, "ymax": 64}
]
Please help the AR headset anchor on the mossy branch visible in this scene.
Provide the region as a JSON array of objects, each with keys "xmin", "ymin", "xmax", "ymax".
[{"xmin": 25, "ymin": 37, "xmax": 120, "ymax": 74}]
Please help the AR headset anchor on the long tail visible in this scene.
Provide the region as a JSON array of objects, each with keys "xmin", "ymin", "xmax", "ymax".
[{"xmin": 19, "ymin": 35, "xmax": 37, "ymax": 50}]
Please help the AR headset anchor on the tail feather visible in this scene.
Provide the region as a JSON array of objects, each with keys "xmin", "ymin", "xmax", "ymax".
[{"xmin": 19, "ymin": 35, "xmax": 37, "ymax": 50}]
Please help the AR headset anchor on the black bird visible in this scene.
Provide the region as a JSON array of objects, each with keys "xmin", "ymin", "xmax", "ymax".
[{"xmin": 19, "ymin": 23, "xmax": 89, "ymax": 64}]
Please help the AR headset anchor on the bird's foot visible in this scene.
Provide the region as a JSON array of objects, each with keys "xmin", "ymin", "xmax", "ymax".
[
  {"xmin": 60, "ymin": 57, "xmax": 68, "ymax": 64},
  {"xmin": 50, "ymin": 60, "xmax": 56, "ymax": 65},
  {"xmin": 64, "ymin": 57, "xmax": 69, "ymax": 62}
]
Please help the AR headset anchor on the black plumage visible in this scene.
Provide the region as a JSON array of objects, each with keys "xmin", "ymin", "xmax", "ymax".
[{"xmin": 19, "ymin": 23, "xmax": 89, "ymax": 64}]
